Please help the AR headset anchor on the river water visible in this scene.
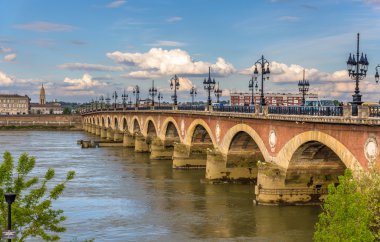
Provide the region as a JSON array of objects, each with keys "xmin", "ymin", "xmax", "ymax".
[{"xmin": 0, "ymin": 131, "xmax": 320, "ymax": 241}]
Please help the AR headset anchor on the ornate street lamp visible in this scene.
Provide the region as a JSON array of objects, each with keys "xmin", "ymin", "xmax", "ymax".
[
  {"xmin": 91, "ymin": 99, "xmax": 95, "ymax": 111},
  {"xmin": 133, "ymin": 85, "xmax": 140, "ymax": 108},
  {"xmin": 203, "ymin": 67, "xmax": 216, "ymax": 109},
  {"xmin": 298, "ymin": 69, "xmax": 310, "ymax": 106},
  {"xmin": 375, "ymin": 65, "xmax": 380, "ymax": 83},
  {"xmin": 214, "ymin": 82, "xmax": 222, "ymax": 103},
  {"xmin": 105, "ymin": 94, "xmax": 111, "ymax": 109},
  {"xmin": 121, "ymin": 89, "xmax": 128, "ymax": 109},
  {"xmin": 190, "ymin": 86, "xmax": 197, "ymax": 105},
  {"xmin": 4, "ymin": 193, "xmax": 16, "ymax": 242},
  {"xmin": 248, "ymin": 76, "xmax": 258, "ymax": 105},
  {"xmin": 346, "ymin": 33, "xmax": 369, "ymax": 115},
  {"xmin": 149, "ymin": 80, "xmax": 158, "ymax": 106},
  {"xmin": 252, "ymin": 55, "xmax": 270, "ymax": 111},
  {"xmin": 112, "ymin": 91, "xmax": 118, "ymax": 109},
  {"xmin": 158, "ymin": 92, "xmax": 163, "ymax": 107},
  {"xmin": 99, "ymin": 95, "xmax": 104, "ymax": 110},
  {"xmin": 170, "ymin": 75, "xmax": 180, "ymax": 106}
]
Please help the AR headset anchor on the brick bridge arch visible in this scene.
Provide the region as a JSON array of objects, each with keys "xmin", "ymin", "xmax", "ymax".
[
  {"xmin": 159, "ymin": 117, "xmax": 182, "ymax": 142},
  {"xmin": 184, "ymin": 119, "xmax": 217, "ymax": 148},
  {"xmin": 277, "ymin": 131, "xmax": 363, "ymax": 176}
]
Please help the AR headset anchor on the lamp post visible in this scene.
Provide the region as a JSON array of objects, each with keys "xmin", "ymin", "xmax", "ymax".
[
  {"xmin": 248, "ymin": 76, "xmax": 258, "ymax": 105},
  {"xmin": 105, "ymin": 94, "xmax": 111, "ymax": 110},
  {"xmin": 112, "ymin": 91, "xmax": 118, "ymax": 109},
  {"xmin": 121, "ymin": 89, "xmax": 128, "ymax": 109},
  {"xmin": 158, "ymin": 92, "xmax": 163, "ymax": 107},
  {"xmin": 99, "ymin": 95, "xmax": 104, "ymax": 110},
  {"xmin": 91, "ymin": 99, "xmax": 95, "ymax": 111},
  {"xmin": 95, "ymin": 98, "xmax": 98, "ymax": 110},
  {"xmin": 170, "ymin": 75, "xmax": 180, "ymax": 106},
  {"xmin": 4, "ymin": 193, "xmax": 16, "ymax": 242},
  {"xmin": 252, "ymin": 55, "xmax": 270, "ymax": 112},
  {"xmin": 203, "ymin": 67, "xmax": 216, "ymax": 110},
  {"xmin": 298, "ymin": 69, "xmax": 310, "ymax": 106},
  {"xmin": 133, "ymin": 85, "xmax": 140, "ymax": 108},
  {"xmin": 346, "ymin": 33, "xmax": 369, "ymax": 116},
  {"xmin": 375, "ymin": 65, "xmax": 380, "ymax": 83},
  {"xmin": 149, "ymin": 80, "xmax": 158, "ymax": 106},
  {"xmin": 214, "ymin": 82, "xmax": 222, "ymax": 104},
  {"xmin": 190, "ymin": 86, "xmax": 197, "ymax": 105}
]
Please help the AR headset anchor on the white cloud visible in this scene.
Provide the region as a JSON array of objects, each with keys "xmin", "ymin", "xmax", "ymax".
[
  {"xmin": 166, "ymin": 16, "xmax": 182, "ymax": 22},
  {"xmin": 0, "ymin": 46, "xmax": 12, "ymax": 53},
  {"xmin": 107, "ymin": 48, "xmax": 236, "ymax": 78},
  {"xmin": 121, "ymin": 70, "xmax": 160, "ymax": 79},
  {"xmin": 107, "ymin": 0, "xmax": 126, "ymax": 8},
  {"xmin": 15, "ymin": 21, "xmax": 75, "ymax": 32},
  {"xmin": 58, "ymin": 63, "xmax": 123, "ymax": 72},
  {"xmin": 63, "ymin": 73, "xmax": 107, "ymax": 90},
  {"xmin": 4, "ymin": 53, "xmax": 16, "ymax": 62},
  {"xmin": 241, "ymin": 61, "xmax": 348, "ymax": 84},
  {"xmin": 0, "ymin": 70, "xmax": 14, "ymax": 85}
]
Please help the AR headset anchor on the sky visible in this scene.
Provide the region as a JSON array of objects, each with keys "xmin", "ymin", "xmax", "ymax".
[{"xmin": 1, "ymin": 0, "xmax": 380, "ymax": 103}]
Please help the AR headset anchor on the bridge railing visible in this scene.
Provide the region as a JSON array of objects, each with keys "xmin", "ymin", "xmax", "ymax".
[
  {"xmin": 154, "ymin": 106, "xmax": 173, "ymax": 110},
  {"xmin": 213, "ymin": 105, "xmax": 255, "ymax": 113},
  {"xmin": 369, "ymin": 106, "xmax": 380, "ymax": 117},
  {"xmin": 178, "ymin": 105, "xmax": 206, "ymax": 111},
  {"xmin": 268, "ymin": 106, "xmax": 343, "ymax": 116}
]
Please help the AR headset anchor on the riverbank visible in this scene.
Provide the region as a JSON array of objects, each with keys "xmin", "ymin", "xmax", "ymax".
[
  {"xmin": 0, "ymin": 125, "xmax": 82, "ymax": 131},
  {"xmin": 0, "ymin": 114, "xmax": 82, "ymax": 130}
]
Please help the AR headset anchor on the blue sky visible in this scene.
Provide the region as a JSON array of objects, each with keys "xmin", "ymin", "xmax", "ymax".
[{"xmin": 1, "ymin": 0, "xmax": 380, "ymax": 103}]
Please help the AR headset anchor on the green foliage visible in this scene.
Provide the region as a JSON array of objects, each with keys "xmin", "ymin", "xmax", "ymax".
[
  {"xmin": 0, "ymin": 151, "xmax": 75, "ymax": 241},
  {"xmin": 314, "ymin": 169, "xmax": 380, "ymax": 241},
  {"xmin": 63, "ymin": 107, "xmax": 72, "ymax": 115}
]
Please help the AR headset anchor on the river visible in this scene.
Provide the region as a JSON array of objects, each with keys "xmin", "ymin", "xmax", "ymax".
[{"xmin": 0, "ymin": 131, "xmax": 320, "ymax": 241}]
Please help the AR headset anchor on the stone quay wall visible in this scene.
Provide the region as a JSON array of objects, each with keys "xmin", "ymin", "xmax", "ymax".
[{"xmin": 0, "ymin": 114, "xmax": 83, "ymax": 129}]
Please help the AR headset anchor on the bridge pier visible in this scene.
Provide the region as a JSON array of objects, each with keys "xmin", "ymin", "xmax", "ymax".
[
  {"xmin": 123, "ymin": 131, "xmax": 135, "ymax": 147},
  {"xmin": 90, "ymin": 124, "xmax": 96, "ymax": 134},
  {"xmin": 172, "ymin": 143, "xmax": 211, "ymax": 169},
  {"xmin": 205, "ymin": 150, "xmax": 258, "ymax": 183},
  {"xmin": 135, "ymin": 133, "xmax": 150, "ymax": 153},
  {"xmin": 254, "ymin": 162, "xmax": 331, "ymax": 205},
  {"xmin": 95, "ymin": 126, "xmax": 101, "ymax": 136},
  {"xmin": 106, "ymin": 128, "xmax": 114, "ymax": 140},
  {"xmin": 150, "ymin": 137, "xmax": 176, "ymax": 160},
  {"xmin": 113, "ymin": 130, "xmax": 123, "ymax": 142},
  {"xmin": 100, "ymin": 127, "xmax": 107, "ymax": 139}
]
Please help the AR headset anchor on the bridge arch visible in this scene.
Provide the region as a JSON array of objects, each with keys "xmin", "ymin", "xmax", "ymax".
[
  {"xmin": 107, "ymin": 116, "xmax": 111, "ymax": 128},
  {"xmin": 143, "ymin": 117, "xmax": 158, "ymax": 137},
  {"xmin": 122, "ymin": 117, "xmax": 128, "ymax": 131},
  {"xmin": 114, "ymin": 117, "xmax": 119, "ymax": 131},
  {"xmin": 131, "ymin": 116, "xmax": 141, "ymax": 133},
  {"xmin": 277, "ymin": 131, "xmax": 363, "ymax": 176},
  {"xmin": 101, "ymin": 117, "xmax": 105, "ymax": 127},
  {"xmin": 219, "ymin": 124, "xmax": 269, "ymax": 160},
  {"xmin": 184, "ymin": 119, "xmax": 216, "ymax": 148},
  {"xmin": 160, "ymin": 117, "xmax": 181, "ymax": 142}
]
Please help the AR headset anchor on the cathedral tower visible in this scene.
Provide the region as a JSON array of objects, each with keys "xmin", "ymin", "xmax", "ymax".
[{"xmin": 40, "ymin": 84, "xmax": 46, "ymax": 105}]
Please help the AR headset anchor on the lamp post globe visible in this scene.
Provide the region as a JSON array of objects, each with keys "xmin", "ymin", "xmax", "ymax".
[
  {"xmin": 203, "ymin": 67, "xmax": 216, "ymax": 110},
  {"xmin": 170, "ymin": 75, "xmax": 180, "ymax": 106},
  {"xmin": 252, "ymin": 55, "xmax": 270, "ymax": 112},
  {"xmin": 346, "ymin": 33, "xmax": 369, "ymax": 116},
  {"xmin": 132, "ymin": 85, "xmax": 140, "ymax": 108}
]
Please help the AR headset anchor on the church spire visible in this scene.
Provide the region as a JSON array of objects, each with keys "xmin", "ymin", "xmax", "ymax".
[{"xmin": 40, "ymin": 83, "xmax": 46, "ymax": 105}]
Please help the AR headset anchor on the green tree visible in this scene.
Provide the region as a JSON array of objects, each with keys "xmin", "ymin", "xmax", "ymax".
[
  {"xmin": 0, "ymin": 151, "xmax": 75, "ymax": 241},
  {"xmin": 63, "ymin": 107, "xmax": 71, "ymax": 115},
  {"xmin": 314, "ymin": 169, "xmax": 375, "ymax": 241}
]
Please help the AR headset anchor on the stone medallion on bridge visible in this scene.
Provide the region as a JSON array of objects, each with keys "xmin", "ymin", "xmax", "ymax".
[
  {"xmin": 269, "ymin": 129, "xmax": 277, "ymax": 152},
  {"xmin": 364, "ymin": 137, "xmax": 378, "ymax": 168},
  {"xmin": 215, "ymin": 122, "xmax": 221, "ymax": 143}
]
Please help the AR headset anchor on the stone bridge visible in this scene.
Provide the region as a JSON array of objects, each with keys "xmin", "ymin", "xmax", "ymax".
[{"xmin": 81, "ymin": 108, "xmax": 380, "ymax": 205}]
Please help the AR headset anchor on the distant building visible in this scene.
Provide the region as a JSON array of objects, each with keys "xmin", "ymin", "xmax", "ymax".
[
  {"xmin": 230, "ymin": 92, "xmax": 318, "ymax": 106},
  {"xmin": 0, "ymin": 94, "xmax": 30, "ymax": 115},
  {"xmin": 30, "ymin": 84, "xmax": 63, "ymax": 114}
]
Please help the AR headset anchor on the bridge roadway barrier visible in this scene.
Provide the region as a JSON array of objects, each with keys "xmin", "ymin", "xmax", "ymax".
[{"xmin": 80, "ymin": 107, "xmax": 380, "ymax": 205}]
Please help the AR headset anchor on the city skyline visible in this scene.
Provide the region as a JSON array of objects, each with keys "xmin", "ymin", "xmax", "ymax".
[{"xmin": 1, "ymin": 0, "xmax": 380, "ymax": 103}]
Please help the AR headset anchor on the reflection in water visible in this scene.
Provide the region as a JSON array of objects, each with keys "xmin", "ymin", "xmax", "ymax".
[{"xmin": 0, "ymin": 131, "xmax": 320, "ymax": 241}]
